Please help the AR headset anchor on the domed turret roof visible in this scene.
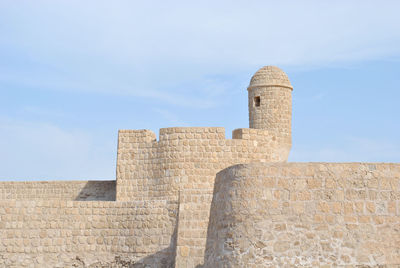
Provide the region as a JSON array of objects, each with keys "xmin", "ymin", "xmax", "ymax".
[{"xmin": 248, "ymin": 66, "xmax": 292, "ymax": 90}]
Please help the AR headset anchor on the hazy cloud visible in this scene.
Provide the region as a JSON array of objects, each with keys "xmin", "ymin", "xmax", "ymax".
[
  {"xmin": 0, "ymin": 117, "xmax": 115, "ymax": 180},
  {"xmin": 1, "ymin": 1, "xmax": 400, "ymax": 96},
  {"xmin": 0, "ymin": 1, "xmax": 399, "ymax": 180},
  {"xmin": 153, "ymin": 108, "xmax": 188, "ymax": 127},
  {"xmin": 290, "ymin": 136, "xmax": 400, "ymax": 163}
]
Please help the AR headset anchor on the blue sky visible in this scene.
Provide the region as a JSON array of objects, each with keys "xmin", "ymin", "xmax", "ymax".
[{"xmin": 0, "ymin": 1, "xmax": 399, "ymax": 180}]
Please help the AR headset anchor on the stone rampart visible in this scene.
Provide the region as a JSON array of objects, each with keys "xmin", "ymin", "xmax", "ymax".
[
  {"xmin": 0, "ymin": 181, "xmax": 115, "ymax": 201},
  {"xmin": 0, "ymin": 200, "xmax": 176, "ymax": 267},
  {"xmin": 204, "ymin": 162, "xmax": 400, "ymax": 267},
  {"xmin": 116, "ymin": 127, "xmax": 289, "ymax": 203},
  {"xmin": 116, "ymin": 127, "xmax": 290, "ymax": 267}
]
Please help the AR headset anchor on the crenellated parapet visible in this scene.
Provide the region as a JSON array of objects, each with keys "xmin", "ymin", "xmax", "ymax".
[{"xmin": 116, "ymin": 126, "xmax": 290, "ymax": 202}]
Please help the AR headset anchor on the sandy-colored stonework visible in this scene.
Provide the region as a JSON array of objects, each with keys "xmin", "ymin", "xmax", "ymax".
[{"xmin": 0, "ymin": 66, "xmax": 398, "ymax": 267}]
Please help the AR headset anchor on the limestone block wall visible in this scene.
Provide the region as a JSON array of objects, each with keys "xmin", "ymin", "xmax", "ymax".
[
  {"xmin": 116, "ymin": 127, "xmax": 291, "ymax": 267},
  {"xmin": 0, "ymin": 181, "xmax": 116, "ymax": 201},
  {"xmin": 116, "ymin": 129, "xmax": 160, "ymax": 202},
  {"xmin": 0, "ymin": 200, "xmax": 176, "ymax": 268},
  {"xmin": 247, "ymin": 66, "xmax": 293, "ymax": 147},
  {"xmin": 204, "ymin": 162, "xmax": 400, "ymax": 267},
  {"xmin": 116, "ymin": 127, "xmax": 291, "ymax": 201},
  {"xmin": 248, "ymin": 85, "xmax": 292, "ymax": 142},
  {"xmin": 175, "ymin": 188, "xmax": 214, "ymax": 267}
]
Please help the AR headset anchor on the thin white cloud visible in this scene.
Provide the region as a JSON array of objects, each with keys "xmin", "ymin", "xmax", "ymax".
[
  {"xmin": 0, "ymin": 116, "xmax": 115, "ymax": 180},
  {"xmin": 21, "ymin": 106, "xmax": 67, "ymax": 119},
  {"xmin": 1, "ymin": 1, "xmax": 399, "ymax": 98},
  {"xmin": 153, "ymin": 108, "xmax": 188, "ymax": 127},
  {"xmin": 0, "ymin": 69, "xmax": 216, "ymax": 109},
  {"xmin": 290, "ymin": 136, "xmax": 400, "ymax": 163},
  {"xmin": 0, "ymin": 1, "xmax": 399, "ymax": 181}
]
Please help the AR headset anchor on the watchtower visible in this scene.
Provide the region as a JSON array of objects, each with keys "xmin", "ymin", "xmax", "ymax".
[{"xmin": 247, "ymin": 66, "xmax": 293, "ymax": 144}]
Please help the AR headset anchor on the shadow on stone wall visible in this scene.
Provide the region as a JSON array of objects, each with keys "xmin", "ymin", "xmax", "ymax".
[
  {"xmin": 75, "ymin": 181, "xmax": 116, "ymax": 201},
  {"xmin": 196, "ymin": 173, "xmax": 222, "ymax": 268},
  {"xmin": 69, "ymin": 203, "xmax": 179, "ymax": 268},
  {"xmin": 131, "ymin": 220, "xmax": 178, "ymax": 268}
]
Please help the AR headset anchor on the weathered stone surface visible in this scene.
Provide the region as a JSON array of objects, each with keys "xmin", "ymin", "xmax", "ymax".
[
  {"xmin": 0, "ymin": 200, "xmax": 177, "ymax": 267},
  {"xmin": 204, "ymin": 163, "xmax": 400, "ymax": 267},
  {"xmin": 0, "ymin": 181, "xmax": 116, "ymax": 201}
]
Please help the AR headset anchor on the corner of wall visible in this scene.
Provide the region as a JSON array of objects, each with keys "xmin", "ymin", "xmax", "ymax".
[
  {"xmin": 116, "ymin": 129, "xmax": 158, "ymax": 201},
  {"xmin": 232, "ymin": 128, "xmax": 290, "ymax": 161}
]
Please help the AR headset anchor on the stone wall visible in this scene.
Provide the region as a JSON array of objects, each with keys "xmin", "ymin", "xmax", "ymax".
[
  {"xmin": 116, "ymin": 127, "xmax": 291, "ymax": 267},
  {"xmin": 116, "ymin": 127, "xmax": 290, "ymax": 201},
  {"xmin": 247, "ymin": 66, "xmax": 293, "ymax": 149},
  {"xmin": 175, "ymin": 189, "xmax": 214, "ymax": 267},
  {"xmin": 0, "ymin": 200, "xmax": 176, "ymax": 268},
  {"xmin": 0, "ymin": 181, "xmax": 116, "ymax": 201},
  {"xmin": 248, "ymin": 85, "xmax": 292, "ymax": 144},
  {"xmin": 204, "ymin": 162, "xmax": 400, "ymax": 267}
]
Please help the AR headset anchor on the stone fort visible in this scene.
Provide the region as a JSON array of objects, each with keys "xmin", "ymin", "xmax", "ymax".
[{"xmin": 0, "ymin": 66, "xmax": 399, "ymax": 267}]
